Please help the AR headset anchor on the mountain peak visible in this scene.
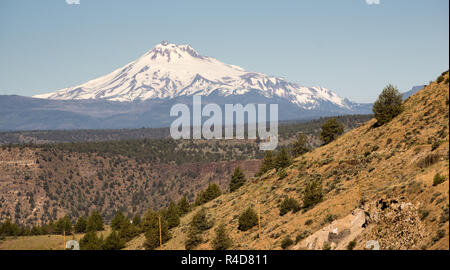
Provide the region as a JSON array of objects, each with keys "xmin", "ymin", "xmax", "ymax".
[
  {"xmin": 33, "ymin": 42, "xmax": 362, "ymax": 112},
  {"xmin": 148, "ymin": 42, "xmax": 203, "ymax": 61}
]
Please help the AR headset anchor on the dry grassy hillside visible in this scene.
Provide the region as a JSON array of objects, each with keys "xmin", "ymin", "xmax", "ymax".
[{"xmin": 130, "ymin": 72, "xmax": 449, "ymax": 250}]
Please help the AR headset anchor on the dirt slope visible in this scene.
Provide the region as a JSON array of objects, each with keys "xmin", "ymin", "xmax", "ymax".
[{"xmin": 128, "ymin": 72, "xmax": 449, "ymax": 250}]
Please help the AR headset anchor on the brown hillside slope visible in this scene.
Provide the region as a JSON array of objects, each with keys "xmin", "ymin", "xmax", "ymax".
[
  {"xmin": 0, "ymin": 145, "xmax": 260, "ymax": 225},
  {"xmin": 132, "ymin": 72, "xmax": 449, "ymax": 250}
]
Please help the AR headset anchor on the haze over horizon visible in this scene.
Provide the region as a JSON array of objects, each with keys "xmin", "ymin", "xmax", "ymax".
[{"xmin": 0, "ymin": 0, "xmax": 448, "ymax": 103}]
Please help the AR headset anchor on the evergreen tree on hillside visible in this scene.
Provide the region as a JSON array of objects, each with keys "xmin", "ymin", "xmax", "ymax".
[
  {"xmin": 102, "ymin": 230, "xmax": 126, "ymax": 250},
  {"xmin": 195, "ymin": 183, "xmax": 222, "ymax": 205},
  {"xmin": 184, "ymin": 208, "xmax": 213, "ymax": 250},
  {"xmin": 212, "ymin": 223, "xmax": 233, "ymax": 250},
  {"xmin": 132, "ymin": 214, "xmax": 141, "ymax": 227},
  {"xmin": 177, "ymin": 196, "xmax": 191, "ymax": 216},
  {"xmin": 142, "ymin": 209, "xmax": 171, "ymax": 250},
  {"xmin": 184, "ymin": 226, "xmax": 203, "ymax": 250},
  {"xmin": 166, "ymin": 201, "xmax": 180, "ymax": 229},
  {"xmin": 111, "ymin": 212, "xmax": 125, "ymax": 231},
  {"xmin": 291, "ymin": 133, "xmax": 310, "ymax": 157},
  {"xmin": 373, "ymin": 84, "xmax": 403, "ymax": 126},
  {"xmin": 80, "ymin": 231, "xmax": 103, "ymax": 250},
  {"xmin": 275, "ymin": 148, "xmax": 291, "ymax": 170},
  {"xmin": 191, "ymin": 208, "xmax": 213, "ymax": 232},
  {"xmin": 229, "ymin": 166, "xmax": 246, "ymax": 192},
  {"xmin": 118, "ymin": 216, "xmax": 139, "ymax": 241},
  {"xmin": 86, "ymin": 210, "xmax": 104, "ymax": 232},
  {"xmin": 256, "ymin": 151, "xmax": 275, "ymax": 176},
  {"xmin": 55, "ymin": 215, "xmax": 72, "ymax": 234},
  {"xmin": 74, "ymin": 216, "xmax": 87, "ymax": 233},
  {"xmin": 319, "ymin": 118, "xmax": 344, "ymax": 145}
]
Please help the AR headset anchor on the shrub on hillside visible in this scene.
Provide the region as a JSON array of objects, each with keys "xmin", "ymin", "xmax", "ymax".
[
  {"xmin": 372, "ymin": 84, "xmax": 403, "ymax": 126},
  {"xmin": 238, "ymin": 207, "xmax": 258, "ymax": 231},
  {"xmin": 277, "ymin": 168, "xmax": 288, "ymax": 179},
  {"xmin": 302, "ymin": 179, "xmax": 324, "ymax": 210},
  {"xmin": 319, "ymin": 118, "xmax": 344, "ymax": 144},
  {"xmin": 295, "ymin": 230, "xmax": 311, "ymax": 243},
  {"xmin": 281, "ymin": 236, "xmax": 294, "ymax": 250},
  {"xmin": 321, "ymin": 213, "xmax": 337, "ymax": 225},
  {"xmin": 347, "ymin": 240, "xmax": 357, "ymax": 250},
  {"xmin": 433, "ymin": 173, "xmax": 446, "ymax": 186},
  {"xmin": 279, "ymin": 197, "xmax": 301, "ymax": 216}
]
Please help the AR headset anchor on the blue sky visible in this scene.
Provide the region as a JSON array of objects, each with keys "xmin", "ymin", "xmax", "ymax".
[{"xmin": 0, "ymin": 0, "xmax": 448, "ymax": 103}]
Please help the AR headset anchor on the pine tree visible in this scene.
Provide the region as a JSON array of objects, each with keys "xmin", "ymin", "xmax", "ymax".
[
  {"xmin": 256, "ymin": 151, "xmax": 275, "ymax": 176},
  {"xmin": 291, "ymin": 133, "xmax": 310, "ymax": 157},
  {"xmin": 212, "ymin": 223, "xmax": 232, "ymax": 250},
  {"xmin": 86, "ymin": 210, "xmax": 104, "ymax": 232},
  {"xmin": 191, "ymin": 208, "xmax": 213, "ymax": 232},
  {"xmin": 142, "ymin": 209, "xmax": 171, "ymax": 250},
  {"xmin": 373, "ymin": 84, "xmax": 403, "ymax": 126},
  {"xmin": 80, "ymin": 231, "xmax": 103, "ymax": 250},
  {"xmin": 195, "ymin": 183, "xmax": 222, "ymax": 205},
  {"xmin": 131, "ymin": 214, "xmax": 143, "ymax": 233},
  {"xmin": 319, "ymin": 118, "xmax": 344, "ymax": 145},
  {"xmin": 132, "ymin": 214, "xmax": 141, "ymax": 226},
  {"xmin": 238, "ymin": 207, "xmax": 258, "ymax": 231},
  {"xmin": 229, "ymin": 166, "xmax": 246, "ymax": 192},
  {"xmin": 55, "ymin": 215, "xmax": 72, "ymax": 234},
  {"xmin": 111, "ymin": 212, "xmax": 125, "ymax": 231},
  {"xmin": 118, "ymin": 216, "xmax": 138, "ymax": 241},
  {"xmin": 166, "ymin": 201, "xmax": 180, "ymax": 229},
  {"xmin": 184, "ymin": 226, "xmax": 203, "ymax": 250},
  {"xmin": 0, "ymin": 220, "xmax": 20, "ymax": 236},
  {"xmin": 102, "ymin": 230, "xmax": 125, "ymax": 250},
  {"xmin": 184, "ymin": 208, "xmax": 213, "ymax": 250},
  {"xmin": 74, "ymin": 216, "xmax": 87, "ymax": 233},
  {"xmin": 275, "ymin": 148, "xmax": 291, "ymax": 170},
  {"xmin": 177, "ymin": 196, "xmax": 191, "ymax": 216},
  {"xmin": 30, "ymin": 226, "xmax": 42, "ymax": 236}
]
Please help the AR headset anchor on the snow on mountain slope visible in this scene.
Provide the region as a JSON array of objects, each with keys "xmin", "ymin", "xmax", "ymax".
[{"xmin": 34, "ymin": 41, "xmax": 352, "ymax": 110}]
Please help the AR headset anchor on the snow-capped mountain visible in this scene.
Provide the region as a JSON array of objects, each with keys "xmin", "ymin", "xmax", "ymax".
[{"xmin": 34, "ymin": 41, "xmax": 358, "ymax": 111}]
